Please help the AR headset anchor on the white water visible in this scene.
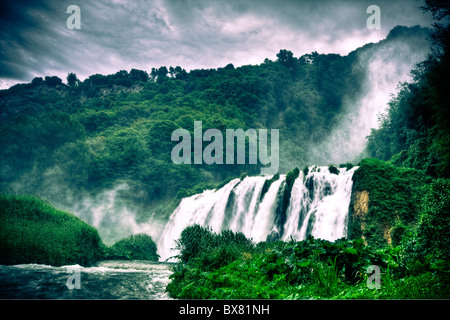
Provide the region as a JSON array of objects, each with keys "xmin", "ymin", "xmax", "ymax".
[
  {"xmin": 0, "ymin": 261, "xmax": 173, "ymax": 299},
  {"xmin": 158, "ymin": 166, "xmax": 358, "ymax": 261},
  {"xmin": 287, "ymin": 166, "xmax": 357, "ymax": 241}
]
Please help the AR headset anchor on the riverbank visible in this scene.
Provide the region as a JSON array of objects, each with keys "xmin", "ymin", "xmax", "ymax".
[{"xmin": 0, "ymin": 194, "xmax": 159, "ymax": 266}]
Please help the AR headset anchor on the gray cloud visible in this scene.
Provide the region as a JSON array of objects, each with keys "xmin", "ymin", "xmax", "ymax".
[{"xmin": 0, "ymin": 0, "xmax": 433, "ymax": 88}]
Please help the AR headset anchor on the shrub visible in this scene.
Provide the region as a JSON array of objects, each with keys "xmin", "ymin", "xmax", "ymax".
[
  {"xmin": 351, "ymin": 158, "xmax": 430, "ymax": 247},
  {"xmin": 403, "ymin": 178, "xmax": 450, "ymax": 271},
  {"xmin": 166, "ymin": 229, "xmax": 392, "ymax": 299},
  {"xmin": 285, "ymin": 167, "xmax": 299, "ymax": 190},
  {"xmin": 0, "ymin": 194, "xmax": 104, "ymax": 266},
  {"xmin": 174, "ymin": 225, "xmax": 254, "ymax": 267},
  {"xmin": 107, "ymin": 233, "xmax": 159, "ymax": 261},
  {"xmin": 339, "ymin": 162, "xmax": 354, "ymax": 170},
  {"xmin": 302, "ymin": 165, "xmax": 309, "ymax": 177}
]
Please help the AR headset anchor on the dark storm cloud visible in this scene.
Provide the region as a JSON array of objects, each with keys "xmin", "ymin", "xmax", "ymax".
[
  {"xmin": 0, "ymin": 0, "xmax": 52, "ymax": 78},
  {"xmin": 0, "ymin": 0, "xmax": 433, "ymax": 89}
]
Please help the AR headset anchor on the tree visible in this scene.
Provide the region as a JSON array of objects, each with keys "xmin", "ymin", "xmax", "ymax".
[
  {"xmin": 276, "ymin": 49, "xmax": 296, "ymax": 72},
  {"xmin": 67, "ymin": 73, "xmax": 79, "ymax": 87},
  {"xmin": 129, "ymin": 69, "xmax": 149, "ymax": 82},
  {"xmin": 421, "ymin": 0, "xmax": 450, "ymax": 54},
  {"xmin": 45, "ymin": 76, "xmax": 62, "ymax": 87},
  {"xmin": 31, "ymin": 77, "xmax": 44, "ymax": 86},
  {"xmin": 416, "ymin": 179, "xmax": 450, "ymax": 260},
  {"xmin": 151, "ymin": 66, "xmax": 169, "ymax": 84}
]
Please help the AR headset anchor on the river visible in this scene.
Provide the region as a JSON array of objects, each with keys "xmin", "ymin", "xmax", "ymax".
[{"xmin": 0, "ymin": 260, "xmax": 173, "ymax": 299}]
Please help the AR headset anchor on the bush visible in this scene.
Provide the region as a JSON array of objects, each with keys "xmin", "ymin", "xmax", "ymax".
[
  {"xmin": 107, "ymin": 233, "xmax": 159, "ymax": 261},
  {"xmin": 285, "ymin": 167, "xmax": 299, "ymax": 190},
  {"xmin": 0, "ymin": 194, "xmax": 104, "ymax": 266},
  {"xmin": 403, "ymin": 178, "xmax": 450, "ymax": 272},
  {"xmin": 339, "ymin": 162, "xmax": 354, "ymax": 170},
  {"xmin": 416, "ymin": 179, "xmax": 450, "ymax": 259},
  {"xmin": 166, "ymin": 227, "xmax": 391, "ymax": 299},
  {"xmin": 173, "ymin": 225, "xmax": 254, "ymax": 267}
]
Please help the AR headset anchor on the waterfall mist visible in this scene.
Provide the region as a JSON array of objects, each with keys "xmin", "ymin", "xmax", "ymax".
[
  {"xmin": 307, "ymin": 26, "xmax": 431, "ymax": 165},
  {"xmin": 68, "ymin": 184, "xmax": 168, "ymax": 246}
]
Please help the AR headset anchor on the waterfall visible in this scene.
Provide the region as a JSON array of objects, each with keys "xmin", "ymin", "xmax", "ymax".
[{"xmin": 158, "ymin": 166, "xmax": 358, "ymax": 261}]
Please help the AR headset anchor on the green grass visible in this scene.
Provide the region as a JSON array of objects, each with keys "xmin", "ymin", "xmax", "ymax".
[
  {"xmin": 166, "ymin": 225, "xmax": 450, "ymax": 299},
  {"xmin": 0, "ymin": 194, "xmax": 104, "ymax": 266}
]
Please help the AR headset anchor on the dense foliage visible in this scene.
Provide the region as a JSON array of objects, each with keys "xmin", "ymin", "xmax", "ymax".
[
  {"xmin": 165, "ymin": 6, "xmax": 450, "ymax": 296},
  {"xmin": 0, "ymin": 195, "xmax": 162, "ymax": 265},
  {"xmin": 106, "ymin": 233, "xmax": 159, "ymax": 261},
  {"xmin": 0, "ymin": 0, "xmax": 448, "ymax": 300},
  {"xmin": 166, "ymin": 226, "xmax": 449, "ymax": 299},
  {"xmin": 0, "ymin": 194, "xmax": 104, "ymax": 266},
  {"xmin": 1, "ymin": 35, "xmax": 391, "ymax": 217},
  {"xmin": 350, "ymin": 158, "xmax": 432, "ymax": 247}
]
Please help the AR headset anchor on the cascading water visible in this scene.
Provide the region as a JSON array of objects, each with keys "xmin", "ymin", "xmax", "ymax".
[
  {"xmin": 158, "ymin": 166, "xmax": 358, "ymax": 261},
  {"xmin": 284, "ymin": 166, "xmax": 357, "ymax": 241}
]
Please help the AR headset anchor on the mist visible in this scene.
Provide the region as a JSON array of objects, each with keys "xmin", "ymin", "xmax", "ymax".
[
  {"xmin": 69, "ymin": 184, "xmax": 167, "ymax": 246},
  {"xmin": 306, "ymin": 26, "xmax": 431, "ymax": 166}
]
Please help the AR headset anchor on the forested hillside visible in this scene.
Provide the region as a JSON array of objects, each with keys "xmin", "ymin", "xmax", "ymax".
[{"xmin": 0, "ymin": 26, "xmax": 429, "ymax": 227}]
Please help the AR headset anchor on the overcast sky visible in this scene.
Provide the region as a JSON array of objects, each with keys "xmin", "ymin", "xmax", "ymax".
[{"xmin": 0, "ymin": 0, "xmax": 433, "ymax": 89}]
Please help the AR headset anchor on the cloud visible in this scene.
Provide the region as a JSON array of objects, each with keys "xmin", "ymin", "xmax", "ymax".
[{"xmin": 0, "ymin": 0, "xmax": 433, "ymax": 88}]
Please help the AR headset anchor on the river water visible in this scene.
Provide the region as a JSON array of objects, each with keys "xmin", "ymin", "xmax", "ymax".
[{"xmin": 0, "ymin": 260, "xmax": 173, "ymax": 299}]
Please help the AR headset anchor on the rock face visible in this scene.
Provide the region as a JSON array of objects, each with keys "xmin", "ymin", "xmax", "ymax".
[
  {"xmin": 349, "ymin": 190, "xmax": 370, "ymax": 244},
  {"xmin": 348, "ymin": 158, "xmax": 429, "ymax": 248},
  {"xmin": 349, "ymin": 188, "xmax": 396, "ymax": 246}
]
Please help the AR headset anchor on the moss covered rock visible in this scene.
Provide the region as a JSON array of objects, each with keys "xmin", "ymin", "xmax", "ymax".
[{"xmin": 349, "ymin": 158, "xmax": 432, "ymax": 247}]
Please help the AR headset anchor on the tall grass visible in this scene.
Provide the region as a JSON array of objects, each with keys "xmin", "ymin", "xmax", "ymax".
[
  {"xmin": 0, "ymin": 194, "xmax": 104, "ymax": 266},
  {"xmin": 312, "ymin": 256, "xmax": 341, "ymax": 296}
]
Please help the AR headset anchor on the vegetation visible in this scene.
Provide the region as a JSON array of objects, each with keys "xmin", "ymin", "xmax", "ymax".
[
  {"xmin": 0, "ymin": 194, "xmax": 160, "ymax": 265},
  {"xmin": 0, "ymin": 194, "xmax": 104, "ymax": 266},
  {"xmin": 0, "ymin": 0, "xmax": 448, "ymax": 301},
  {"xmin": 106, "ymin": 233, "xmax": 159, "ymax": 261},
  {"xmin": 350, "ymin": 158, "xmax": 432, "ymax": 247},
  {"xmin": 1, "ymin": 27, "xmax": 398, "ymax": 218},
  {"xmin": 166, "ymin": 225, "xmax": 449, "ymax": 299},
  {"xmin": 166, "ymin": 2, "xmax": 450, "ymax": 299}
]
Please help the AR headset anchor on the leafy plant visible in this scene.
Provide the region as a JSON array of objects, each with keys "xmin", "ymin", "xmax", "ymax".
[
  {"xmin": 107, "ymin": 233, "xmax": 159, "ymax": 261},
  {"xmin": 312, "ymin": 256, "xmax": 341, "ymax": 296}
]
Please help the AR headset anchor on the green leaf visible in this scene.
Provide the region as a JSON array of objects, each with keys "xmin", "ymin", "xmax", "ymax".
[
  {"xmin": 343, "ymin": 248, "xmax": 358, "ymax": 255},
  {"xmin": 297, "ymin": 259, "xmax": 311, "ymax": 268}
]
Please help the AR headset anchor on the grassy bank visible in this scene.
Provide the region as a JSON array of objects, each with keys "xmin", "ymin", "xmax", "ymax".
[
  {"xmin": 0, "ymin": 194, "xmax": 160, "ymax": 266},
  {"xmin": 0, "ymin": 194, "xmax": 104, "ymax": 266},
  {"xmin": 166, "ymin": 222, "xmax": 449, "ymax": 299}
]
